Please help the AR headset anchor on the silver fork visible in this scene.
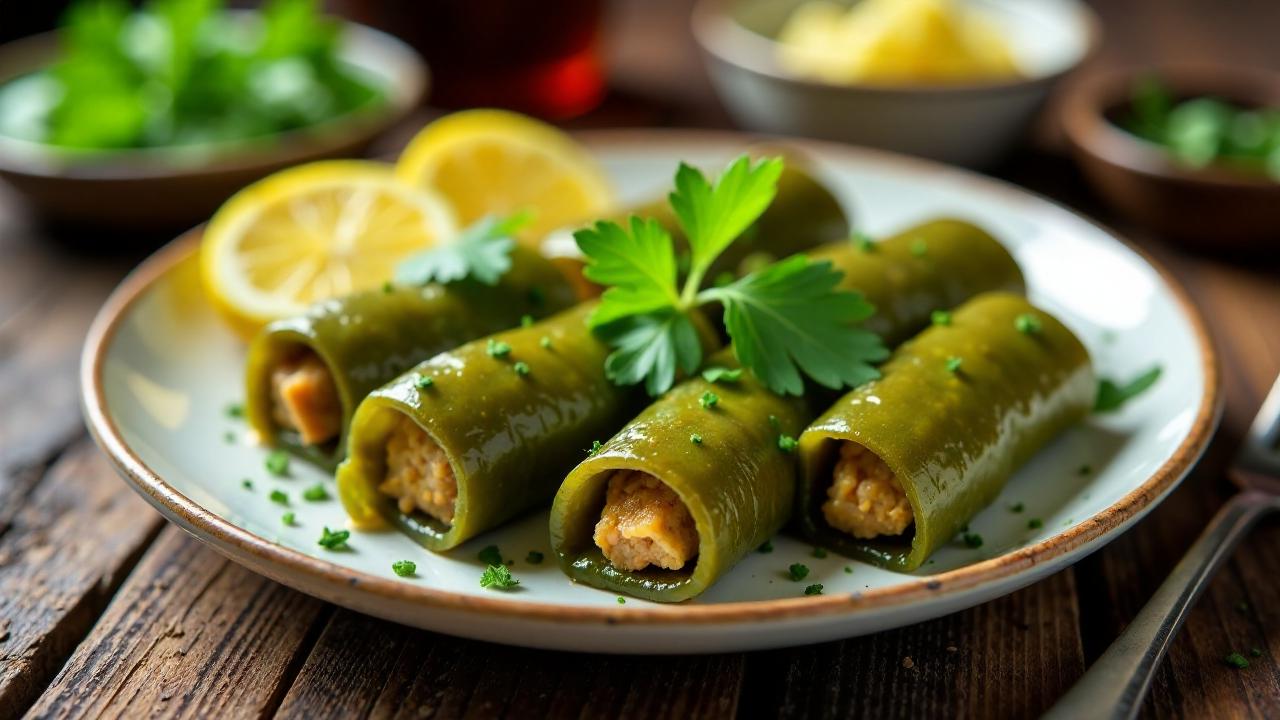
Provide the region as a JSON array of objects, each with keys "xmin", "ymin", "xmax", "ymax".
[{"xmin": 1045, "ymin": 374, "xmax": 1280, "ymax": 720}]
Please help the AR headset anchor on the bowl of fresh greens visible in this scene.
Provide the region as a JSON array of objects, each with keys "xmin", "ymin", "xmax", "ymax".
[
  {"xmin": 0, "ymin": 0, "xmax": 426, "ymax": 232},
  {"xmin": 1063, "ymin": 65, "xmax": 1280, "ymax": 249}
]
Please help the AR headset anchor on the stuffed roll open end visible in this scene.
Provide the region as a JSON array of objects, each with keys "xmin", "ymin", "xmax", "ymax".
[
  {"xmin": 798, "ymin": 292, "xmax": 1096, "ymax": 571},
  {"xmin": 551, "ymin": 361, "xmax": 808, "ymax": 602}
]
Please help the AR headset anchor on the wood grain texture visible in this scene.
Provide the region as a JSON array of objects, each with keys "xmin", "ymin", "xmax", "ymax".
[
  {"xmin": 22, "ymin": 527, "xmax": 329, "ymax": 720},
  {"xmin": 275, "ymin": 608, "xmax": 743, "ymax": 720},
  {"xmin": 740, "ymin": 569, "xmax": 1084, "ymax": 720},
  {"xmin": 0, "ymin": 442, "xmax": 162, "ymax": 720}
]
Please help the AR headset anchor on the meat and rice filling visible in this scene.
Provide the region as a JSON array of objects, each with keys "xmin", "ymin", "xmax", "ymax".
[
  {"xmin": 822, "ymin": 441, "xmax": 914, "ymax": 539},
  {"xmin": 270, "ymin": 350, "xmax": 341, "ymax": 446},
  {"xmin": 379, "ymin": 415, "xmax": 458, "ymax": 524},
  {"xmin": 594, "ymin": 470, "xmax": 699, "ymax": 571}
]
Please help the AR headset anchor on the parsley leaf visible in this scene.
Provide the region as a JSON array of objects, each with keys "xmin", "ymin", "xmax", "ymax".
[
  {"xmin": 669, "ymin": 156, "xmax": 784, "ymax": 288},
  {"xmin": 396, "ymin": 213, "xmax": 529, "ymax": 287},
  {"xmin": 576, "ymin": 216, "xmax": 680, "ymax": 326},
  {"xmin": 594, "ymin": 310, "xmax": 703, "ymax": 396},
  {"xmin": 480, "ymin": 564, "xmax": 519, "ymax": 590},
  {"xmin": 1095, "ymin": 366, "xmax": 1162, "ymax": 412},
  {"xmin": 701, "ymin": 257, "xmax": 887, "ymax": 395}
]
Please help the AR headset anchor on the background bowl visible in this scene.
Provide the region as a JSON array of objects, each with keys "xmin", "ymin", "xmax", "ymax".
[
  {"xmin": 0, "ymin": 21, "xmax": 426, "ymax": 234},
  {"xmin": 1062, "ymin": 65, "xmax": 1280, "ymax": 250},
  {"xmin": 692, "ymin": 0, "xmax": 1098, "ymax": 167}
]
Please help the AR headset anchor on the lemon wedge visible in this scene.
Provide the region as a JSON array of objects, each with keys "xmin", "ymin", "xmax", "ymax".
[
  {"xmin": 395, "ymin": 109, "xmax": 613, "ymax": 242},
  {"xmin": 201, "ymin": 160, "xmax": 456, "ymax": 335}
]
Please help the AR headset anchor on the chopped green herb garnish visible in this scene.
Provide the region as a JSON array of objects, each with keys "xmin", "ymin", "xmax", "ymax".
[
  {"xmin": 587, "ymin": 440, "xmax": 603, "ymax": 457},
  {"xmin": 539, "ymin": 336, "xmax": 552, "ymax": 349},
  {"xmin": 1095, "ymin": 366, "xmax": 1162, "ymax": 413},
  {"xmin": 1250, "ymin": 647, "xmax": 1263, "ymax": 657},
  {"xmin": 414, "ymin": 375, "xmax": 434, "ymax": 390},
  {"xmin": 1226, "ymin": 652, "xmax": 1250, "ymax": 669},
  {"xmin": 478, "ymin": 545, "xmax": 504, "ymax": 566},
  {"xmin": 480, "ymin": 564, "xmax": 519, "ymax": 590},
  {"xmin": 396, "ymin": 213, "xmax": 530, "ymax": 287},
  {"xmin": 617, "ymin": 596, "xmax": 626, "ymax": 604},
  {"xmin": 241, "ymin": 479, "xmax": 253, "ymax": 490},
  {"xmin": 225, "ymin": 403, "xmax": 244, "ymax": 419},
  {"xmin": 282, "ymin": 512, "xmax": 296, "ymax": 526},
  {"xmin": 931, "ymin": 310, "xmax": 952, "ymax": 326},
  {"xmin": 701, "ymin": 366, "xmax": 743, "ymax": 383},
  {"xmin": 223, "ymin": 431, "xmax": 236, "ymax": 444},
  {"xmin": 844, "ymin": 566, "xmax": 853, "ymax": 574},
  {"xmin": 699, "ymin": 391, "xmax": 719, "ymax": 409},
  {"xmin": 318, "ymin": 527, "xmax": 350, "ymax": 550},
  {"xmin": 526, "ymin": 551, "xmax": 544, "ymax": 564},
  {"xmin": 521, "ymin": 314, "xmax": 534, "ymax": 327},
  {"xmin": 778, "ymin": 435, "xmax": 798, "ymax": 453},
  {"xmin": 1028, "ymin": 518, "xmax": 1043, "ymax": 529},
  {"xmin": 265, "ymin": 450, "xmax": 289, "ymax": 477},
  {"xmin": 962, "ymin": 532, "xmax": 984, "ymax": 549},
  {"xmin": 768, "ymin": 414, "xmax": 780, "ymax": 429},
  {"xmin": 392, "ymin": 560, "xmax": 417, "ymax": 577},
  {"xmin": 910, "ymin": 238, "xmax": 928, "ymax": 256},
  {"xmin": 302, "ymin": 484, "xmax": 330, "ymax": 502},
  {"xmin": 757, "ymin": 540, "xmax": 774, "ymax": 554},
  {"xmin": 789, "ymin": 563, "xmax": 810, "ymax": 581},
  {"xmin": 812, "ymin": 547, "xmax": 828, "ymax": 558},
  {"xmin": 1009, "ymin": 502, "xmax": 1025, "ymax": 513},
  {"xmin": 382, "ymin": 281, "xmax": 394, "ymax": 294},
  {"xmin": 852, "ymin": 232, "xmax": 875, "ymax": 252},
  {"xmin": 1079, "ymin": 465, "xmax": 1092, "ymax": 476},
  {"xmin": 487, "ymin": 338, "xmax": 512, "ymax": 358},
  {"xmin": 574, "ymin": 156, "xmax": 887, "ymax": 396},
  {"xmin": 513, "ymin": 361, "xmax": 530, "ymax": 376},
  {"xmin": 527, "ymin": 286, "xmax": 545, "ymax": 307},
  {"xmin": 804, "ymin": 583, "xmax": 824, "ymax": 596},
  {"xmin": 690, "ymin": 433, "xmax": 703, "ymax": 445},
  {"xmin": 1015, "ymin": 313, "xmax": 1043, "ymax": 334},
  {"xmin": 269, "ymin": 489, "xmax": 288, "ymax": 506},
  {"xmin": 945, "ymin": 357, "xmax": 963, "ymax": 374}
]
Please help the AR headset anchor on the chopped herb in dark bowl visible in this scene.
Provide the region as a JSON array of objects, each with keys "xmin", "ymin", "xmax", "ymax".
[
  {"xmin": 0, "ymin": 0, "xmax": 426, "ymax": 232},
  {"xmin": 1063, "ymin": 66, "xmax": 1280, "ymax": 249}
]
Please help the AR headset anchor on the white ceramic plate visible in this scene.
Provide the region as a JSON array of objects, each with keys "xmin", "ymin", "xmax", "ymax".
[{"xmin": 82, "ymin": 131, "xmax": 1220, "ymax": 654}]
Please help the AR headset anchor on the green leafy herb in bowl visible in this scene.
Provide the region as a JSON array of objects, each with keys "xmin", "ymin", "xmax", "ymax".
[
  {"xmin": 0, "ymin": 0, "xmax": 383, "ymax": 151},
  {"xmin": 0, "ymin": 0, "xmax": 424, "ymax": 232},
  {"xmin": 1120, "ymin": 76, "xmax": 1280, "ymax": 181}
]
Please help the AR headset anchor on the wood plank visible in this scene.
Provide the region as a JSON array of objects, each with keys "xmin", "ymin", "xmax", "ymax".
[
  {"xmin": 275, "ymin": 609, "xmax": 744, "ymax": 719},
  {"xmin": 739, "ymin": 569, "xmax": 1084, "ymax": 719},
  {"xmin": 0, "ymin": 442, "xmax": 163, "ymax": 720},
  {"xmin": 23, "ymin": 526, "xmax": 329, "ymax": 720}
]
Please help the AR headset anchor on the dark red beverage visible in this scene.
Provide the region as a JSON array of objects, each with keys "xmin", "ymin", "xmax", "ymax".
[{"xmin": 334, "ymin": 0, "xmax": 605, "ymax": 119}]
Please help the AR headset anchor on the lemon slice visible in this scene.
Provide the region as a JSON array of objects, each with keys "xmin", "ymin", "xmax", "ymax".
[
  {"xmin": 201, "ymin": 160, "xmax": 456, "ymax": 335},
  {"xmin": 395, "ymin": 109, "xmax": 613, "ymax": 241}
]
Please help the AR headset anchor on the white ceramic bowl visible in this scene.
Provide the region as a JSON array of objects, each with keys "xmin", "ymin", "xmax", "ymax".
[{"xmin": 692, "ymin": 0, "xmax": 1099, "ymax": 167}]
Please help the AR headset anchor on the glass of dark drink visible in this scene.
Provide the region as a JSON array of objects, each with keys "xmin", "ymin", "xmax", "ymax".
[{"xmin": 334, "ymin": 0, "xmax": 605, "ymax": 119}]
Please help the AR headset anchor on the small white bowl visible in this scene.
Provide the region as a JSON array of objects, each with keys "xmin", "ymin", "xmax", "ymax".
[{"xmin": 692, "ymin": 0, "xmax": 1099, "ymax": 167}]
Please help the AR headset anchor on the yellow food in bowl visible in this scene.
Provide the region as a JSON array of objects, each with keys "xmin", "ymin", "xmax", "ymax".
[{"xmin": 777, "ymin": 0, "xmax": 1020, "ymax": 85}]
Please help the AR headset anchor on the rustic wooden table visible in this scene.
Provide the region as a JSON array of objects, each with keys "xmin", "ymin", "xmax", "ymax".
[{"xmin": 1, "ymin": 1, "xmax": 1278, "ymax": 717}]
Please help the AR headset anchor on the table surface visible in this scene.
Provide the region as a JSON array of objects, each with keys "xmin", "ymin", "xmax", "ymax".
[{"xmin": 2, "ymin": 1, "xmax": 1279, "ymax": 718}]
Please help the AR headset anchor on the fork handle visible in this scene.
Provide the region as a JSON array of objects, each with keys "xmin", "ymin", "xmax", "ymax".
[{"xmin": 1044, "ymin": 489, "xmax": 1280, "ymax": 720}]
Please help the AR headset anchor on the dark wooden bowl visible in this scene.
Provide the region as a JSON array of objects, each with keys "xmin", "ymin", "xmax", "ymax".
[
  {"xmin": 1062, "ymin": 66, "xmax": 1280, "ymax": 251},
  {"xmin": 0, "ymin": 21, "xmax": 426, "ymax": 235}
]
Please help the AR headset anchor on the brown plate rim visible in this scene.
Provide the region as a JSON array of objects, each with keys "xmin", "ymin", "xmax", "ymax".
[{"xmin": 81, "ymin": 129, "xmax": 1222, "ymax": 626}]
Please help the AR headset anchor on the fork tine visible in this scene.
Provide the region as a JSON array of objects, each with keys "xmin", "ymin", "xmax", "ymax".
[{"xmin": 1235, "ymin": 374, "xmax": 1280, "ymax": 479}]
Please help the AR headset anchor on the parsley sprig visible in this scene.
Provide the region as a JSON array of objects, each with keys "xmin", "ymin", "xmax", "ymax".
[
  {"xmin": 396, "ymin": 212, "xmax": 530, "ymax": 287},
  {"xmin": 575, "ymin": 156, "xmax": 887, "ymax": 396}
]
